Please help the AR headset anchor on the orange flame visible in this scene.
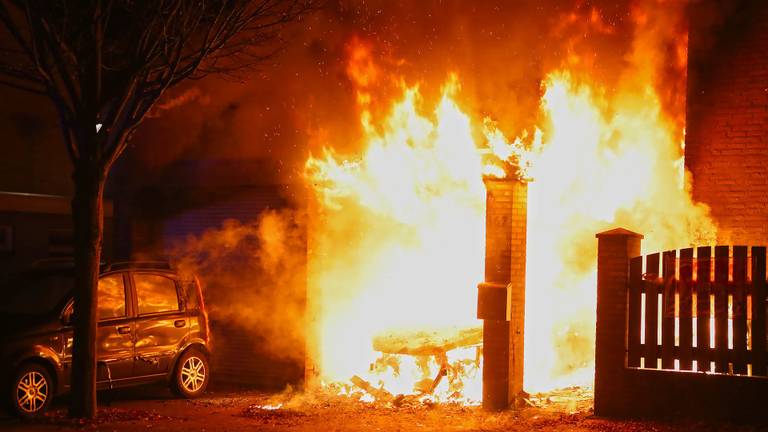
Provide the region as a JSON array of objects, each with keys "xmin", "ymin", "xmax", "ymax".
[
  {"xmin": 306, "ymin": 73, "xmax": 488, "ymax": 403},
  {"xmin": 305, "ymin": 1, "xmax": 717, "ymax": 401}
]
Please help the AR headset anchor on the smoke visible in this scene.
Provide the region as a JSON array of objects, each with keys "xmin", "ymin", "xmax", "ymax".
[{"xmin": 170, "ymin": 209, "xmax": 307, "ymax": 364}]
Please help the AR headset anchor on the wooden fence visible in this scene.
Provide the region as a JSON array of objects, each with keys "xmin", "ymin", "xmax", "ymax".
[
  {"xmin": 627, "ymin": 246, "xmax": 767, "ymax": 376},
  {"xmin": 594, "ymin": 229, "xmax": 768, "ymax": 421}
]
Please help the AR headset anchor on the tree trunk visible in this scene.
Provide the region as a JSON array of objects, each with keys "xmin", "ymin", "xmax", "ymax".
[{"xmin": 68, "ymin": 162, "xmax": 106, "ymax": 419}]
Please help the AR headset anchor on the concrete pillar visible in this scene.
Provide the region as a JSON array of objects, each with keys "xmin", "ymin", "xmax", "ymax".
[
  {"xmin": 594, "ymin": 228, "xmax": 642, "ymax": 416},
  {"xmin": 477, "ymin": 178, "xmax": 527, "ymax": 410}
]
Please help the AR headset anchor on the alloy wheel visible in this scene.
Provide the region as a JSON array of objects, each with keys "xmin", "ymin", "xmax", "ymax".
[
  {"xmin": 180, "ymin": 356, "xmax": 206, "ymax": 393},
  {"xmin": 16, "ymin": 371, "xmax": 48, "ymax": 414}
]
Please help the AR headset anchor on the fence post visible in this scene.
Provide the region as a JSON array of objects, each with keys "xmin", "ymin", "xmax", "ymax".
[{"xmin": 594, "ymin": 228, "xmax": 642, "ymax": 416}]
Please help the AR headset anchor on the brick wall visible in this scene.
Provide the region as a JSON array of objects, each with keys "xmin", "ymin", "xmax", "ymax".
[{"xmin": 686, "ymin": 1, "xmax": 768, "ymax": 244}]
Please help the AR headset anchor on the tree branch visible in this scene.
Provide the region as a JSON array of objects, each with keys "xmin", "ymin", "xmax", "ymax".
[{"xmin": 0, "ymin": 77, "xmax": 45, "ymax": 94}]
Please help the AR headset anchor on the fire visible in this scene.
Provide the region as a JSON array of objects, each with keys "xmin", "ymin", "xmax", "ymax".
[
  {"xmin": 305, "ymin": 8, "xmax": 716, "ymax": 400},
  {"xmin": 522, "ymin": 69, "xmax": 716, "ymax": 391},
  {"xmin": 306, "ymin": 76, "xmax": 488, "ymax": 404}
]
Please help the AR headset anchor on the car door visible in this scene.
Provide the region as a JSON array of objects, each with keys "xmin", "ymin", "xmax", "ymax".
[
  {"xmin": 95, "ymin": 272, "xmax": 135, "ymax": 383},
  {"xmin": 131, "ymin": 272, "xmax": 189, "ymax": 378},
  {"xmin": 59, "ymin": 272, "xmax": 134, "ymax": 387}
]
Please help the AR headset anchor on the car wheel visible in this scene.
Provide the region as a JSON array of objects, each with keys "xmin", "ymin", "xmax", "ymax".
[
  {"xmin": 172, "ymin": 348, "xmax": 209, "ymax": 398},
  {"xmin": 10, "ymin": 363, "xmax": 53, "ymax": 417}
]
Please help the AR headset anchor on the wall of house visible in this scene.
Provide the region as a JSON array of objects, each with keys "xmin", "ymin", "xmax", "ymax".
[
  {"xmin": 0, "ymin": 192, "xmax": 114, "ymax": 277},
  {"xmin": 0, "ymin": 88, "xmax": 72, "ymax": 197},
  {"xmin": 686, "ymin": 0, "xmax": 768, "ymax": 245},
  {"xmin": 0, "ymin": 87, "xmax": 119, "ymax": 276}
]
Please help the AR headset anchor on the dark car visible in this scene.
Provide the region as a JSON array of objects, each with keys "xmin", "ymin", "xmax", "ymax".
[{"xmin": 0, "ymin": 261, "xmax": 211, "ymax": 417}]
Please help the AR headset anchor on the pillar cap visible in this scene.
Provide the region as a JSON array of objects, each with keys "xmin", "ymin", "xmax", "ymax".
[
  {"xmin": 595, "ymin": 227, "xmax": 643, "ymax": 239},
  {"xmin": 482, "ymin": 175, "xmax": 528, "ymax": 186}
]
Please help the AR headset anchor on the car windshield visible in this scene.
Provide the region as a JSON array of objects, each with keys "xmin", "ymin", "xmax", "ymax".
[{"xmin": 0, "ymin": 270, "xmax": 74, "ymax": 317}]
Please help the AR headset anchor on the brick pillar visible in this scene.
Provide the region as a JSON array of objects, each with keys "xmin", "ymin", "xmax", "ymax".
[
  {"xmin": 594, "ymin": 228, "xmax": 642, "ymax": 416},
  {"xmin": 508, "ymin": 181, "xmax": 527, "ymax": 400},
  {"xmin": 477, "ymin": 177, "xmax": 527, "ymax": 410}
]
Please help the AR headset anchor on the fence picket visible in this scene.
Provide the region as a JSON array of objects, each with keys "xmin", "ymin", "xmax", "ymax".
[
  {"xmin": 696, "ymin": 247, "xmax": 712, "ymax": 370},
  {"xmin": 751, "ymin": 247, "xmax": 767, "ymax": 376},
  {"xmin": 644, "ymin": 253, "xmax": 660, "ymax": 369},
  {"xmin": 714, "ymin": 246, "xmax": 729, "ymax": 373},
  {"xmin": 662, "ymin": 250, "xmax": 676, "ymax": 369},
  {"xmin": 733, "ymin": 246, "xmax": 748, "ymax": 374},
  {"xmin": 628, "ymin": 256, "xmax": 643, "ymax": 368},
  {"xmin": 679, "ymin": 248, "xmax": 694, "ymax": 370}
]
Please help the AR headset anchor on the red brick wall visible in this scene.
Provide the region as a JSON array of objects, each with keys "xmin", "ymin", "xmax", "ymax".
[{"xmin": 686, "ymin": 1, "xmax": 768, "ymax": 244}]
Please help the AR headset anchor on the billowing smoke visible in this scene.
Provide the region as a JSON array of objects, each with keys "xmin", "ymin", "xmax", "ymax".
[{"xmin": 170, "ymin": 209, "xmax": 307, "ymax": 364}]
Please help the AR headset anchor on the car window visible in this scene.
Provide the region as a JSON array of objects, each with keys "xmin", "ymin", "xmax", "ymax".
[
  {"xmin": 181, "ymin": 280, "xmax": 198, "ymax": 310},
  {"xmin": 134, "ymin": 274, "xmax": 180, "ymax": 315},
  {"xmin": 98, "ymin": 274, "xmax": 126, "ymax": 320}
]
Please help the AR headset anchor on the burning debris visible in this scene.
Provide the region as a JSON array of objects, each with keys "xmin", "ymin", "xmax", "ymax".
[
  {"xmin": 527, "ymin": 387, "xmax": 594, "ymax": 414},
  {"xmin": 325, "ymin": 327, "xmax": 484, "ymax": 406},
  {"xmin": 352, "ymin": 327, "xmax": 483, "ymax": 402}
]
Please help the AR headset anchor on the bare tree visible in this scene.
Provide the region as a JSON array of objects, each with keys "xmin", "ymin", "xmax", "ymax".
[{"xmin": 0, "ymin": 0, "xmax": 313, "ymax": 418}]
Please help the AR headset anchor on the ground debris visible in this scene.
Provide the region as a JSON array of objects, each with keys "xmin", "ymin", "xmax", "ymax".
[
  {"xmin": 28, "ymin": 407, "xmax": 171, "ymax": 427},
  {"xmin": 240, "ymin": 404, "xmax": 309, "ymax": 425},
  {"xmin": 187, "ymin": 394, "xmax": 246, "ymax": 408},
  {"xmin": 351, "ymin": 375, "xmax": 394, "ymax": 402}
]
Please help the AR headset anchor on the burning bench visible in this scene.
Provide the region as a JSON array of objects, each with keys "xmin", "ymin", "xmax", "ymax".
[{"xmin": 350, "ymin": 326, "xmax": 482, "ymax": 402}]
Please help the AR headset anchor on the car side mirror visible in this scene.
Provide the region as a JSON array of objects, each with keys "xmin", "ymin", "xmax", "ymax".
[{"xmin": 61, "ymin": 304, "xmax": 73, "ymax": 326}]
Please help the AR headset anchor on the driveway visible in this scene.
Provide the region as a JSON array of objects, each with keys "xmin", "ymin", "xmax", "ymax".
[{"xmin": 0, "ymin": 384, "xmax": 759, "ymax": 431}]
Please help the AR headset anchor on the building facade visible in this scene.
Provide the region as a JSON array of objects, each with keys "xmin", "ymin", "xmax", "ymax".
[{"xmin": 686, "ymin": 0, "xmax": 768, "ymax": 244}]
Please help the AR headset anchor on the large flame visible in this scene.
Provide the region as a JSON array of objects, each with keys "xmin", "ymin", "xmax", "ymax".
[
  {"xmin": 305, "ymin": 12, "xmax": 716, "ymax": 400},
  {"xmin": 306, "ymin": 76, "xmax": 487, "ymax": 403},
  {"xmin": 522, "ymin": 70, "xmax": 715, "ymax": 391}
]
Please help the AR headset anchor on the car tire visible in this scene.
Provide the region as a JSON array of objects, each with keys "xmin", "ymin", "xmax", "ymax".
[
  {"xmin": 9, "ymin": 363, "xmax": 53, "ymax": 417},
  {"xmin": 171, "ymin": 348, "xmax": 209, "ymax": 398}
]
